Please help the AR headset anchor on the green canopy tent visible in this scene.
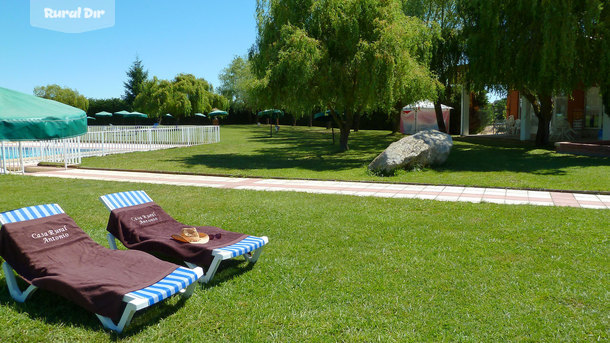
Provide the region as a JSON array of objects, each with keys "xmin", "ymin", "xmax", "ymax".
[
  {"xmin": 257, "ymin": 109, "xmax": 284, "ymax": 137},
  {"xmin": 0, "ymin": 86, "xmax": 87, "ymax": 173}
]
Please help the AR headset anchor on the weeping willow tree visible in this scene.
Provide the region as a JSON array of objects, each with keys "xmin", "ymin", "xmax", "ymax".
[
  {"xmin": 133, "ymin": 74, "xmax": 228, "ymax": 122},
  {"xmin": 251, "ymin": 0, "xmax": 438, "ymax": 151},
  {"xmin": 461, "ymin": 0, "xmax": 604, "ymax": 146}
]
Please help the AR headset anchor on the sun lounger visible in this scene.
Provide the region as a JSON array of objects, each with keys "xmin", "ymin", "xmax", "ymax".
[
  {"xmin": 0, "ymin": 204, "xmax": 203, "ymax": 333},
  {"xmin": 99, "ymin": 190, "xmax": 268, "ymax": 283}
]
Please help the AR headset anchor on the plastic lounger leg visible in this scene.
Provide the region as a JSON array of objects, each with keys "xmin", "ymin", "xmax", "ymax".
[
  {"xmin": 201, "ymin": 257, "xmax": 222, "ymax": 283},
  {"xmin": 96, "ymin": 302, "xmax": 138, "ymax": 333},
  {"xmin": 181, "ymin": 280, "xmax": 197, "ymax": 298},
  {"xmin": 244, "ymin": 246, "xmax": 266, "ymax": 263},
  {"xmin": 185, "ymin": 256, "xmax": 223, "ymax": 284},
  {"xmin": 107, "ymin": 233, "xmax": 118, "ymax": 250},
  {"xmin": 2, "ymin": 262, "xmax": 37, "ymax": 302}
]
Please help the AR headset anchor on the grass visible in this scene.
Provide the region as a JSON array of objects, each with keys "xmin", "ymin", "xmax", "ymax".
[
  {"xmin": 0, "ymin": 175, "xmax": 608, "ymax": 342},
  {"xmin": 78, "ymin": 125, "xmax": 610, "ymax": 192}
]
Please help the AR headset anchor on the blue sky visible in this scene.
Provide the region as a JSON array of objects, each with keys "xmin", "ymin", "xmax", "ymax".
[{"xmin": 0, "ymin": 1, "xmax": 257, "ymax": 99}]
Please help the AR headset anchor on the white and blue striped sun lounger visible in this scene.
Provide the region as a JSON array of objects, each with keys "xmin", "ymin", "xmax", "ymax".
[
  {"xmin": 100, "ymin": 190, "xmax": 269, "ymax": 284},
  {"xmin": 0, "ymin": 204, "xmax": 203, "ymax": 333}
]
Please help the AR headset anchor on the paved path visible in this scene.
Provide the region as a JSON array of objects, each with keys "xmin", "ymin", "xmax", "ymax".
[{"xmin": 28, "ymin": 168, "xmax": 610, "ymax": 210}]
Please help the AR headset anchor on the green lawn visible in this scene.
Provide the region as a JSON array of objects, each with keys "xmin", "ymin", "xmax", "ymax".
[
  {"xmin": 78, "ymin": 125, "xmax": 610, "ymax": 192},
  {"xmin": 0, "ymin": 175, "xmax": 607, "ymax": 342}
]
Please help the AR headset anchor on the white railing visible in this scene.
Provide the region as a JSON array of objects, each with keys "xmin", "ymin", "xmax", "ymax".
[{"xmin": 0, "ymin": 125, "xmax": 220, "ymax": 174}]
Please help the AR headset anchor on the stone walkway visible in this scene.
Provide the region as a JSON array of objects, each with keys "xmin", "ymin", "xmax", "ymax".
[{"xmin": 28, "ymin": 168, "xmax": 610, "ymax": 209}]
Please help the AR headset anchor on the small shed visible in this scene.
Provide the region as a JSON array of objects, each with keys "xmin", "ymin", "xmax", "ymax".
[{"xmin": 400, "ymin": 101, "xmax": 452, "ymax": 134}]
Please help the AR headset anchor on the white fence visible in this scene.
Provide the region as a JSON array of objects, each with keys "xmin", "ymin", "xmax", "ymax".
[{"xmin": 0, "ymin": 125, "xmax": 220, "ymax": 174}]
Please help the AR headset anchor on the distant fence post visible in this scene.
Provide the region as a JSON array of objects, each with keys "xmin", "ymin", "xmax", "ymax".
[
  {"xmin": 18, "ymin": 141, "xmax": 24, "ymax": 174},
  {"xmin": 1, "ymin": 141, "xmax": 5, "ymax": 175}
]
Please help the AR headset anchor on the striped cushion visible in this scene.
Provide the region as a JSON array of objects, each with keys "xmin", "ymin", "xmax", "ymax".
[
  {"xmin": 126, "ymin": 267, "xmax": 199, "ymax": 306},
  {"xmin": 100, "ymin": 191, "xmax": 153, "ymax": 211},
  {"xmin": 216, "ymin": 236, "xmax": 267, "ymax": 258},
  {"xmin": 0, "ymin": 204, "xmax": 64, "ymax": 224}
]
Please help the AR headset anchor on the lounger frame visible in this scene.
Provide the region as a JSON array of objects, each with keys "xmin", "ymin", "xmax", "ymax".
[
  {"xmin": 0, "ymin": 204, "xmax": 203, "ymax": 333},
  {"xmin": 100, "ymin": 190, "xmax": 268, "ymax": 283}
]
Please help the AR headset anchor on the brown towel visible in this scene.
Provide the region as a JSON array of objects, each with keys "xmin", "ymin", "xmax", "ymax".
[
  {"xmin": 0, "ymin": 213, "xmax": 178, "ymax": 321},
  {"xmin": 106, "ymin": 202, "xmax": 247, "ymax": 267}
]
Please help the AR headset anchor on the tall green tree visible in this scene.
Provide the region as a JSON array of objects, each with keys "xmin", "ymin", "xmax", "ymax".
[
  {"xmin": 123, "ymin": 57, "xmax": 149, "ymax": 110},
  {"xmin": 218, "ymin": 56, "xmax": 260, "ymax": 112},
  {"xmin": 403, "ymin": 0, "xmax": 463, "ymax": 133},
  {"xmin": 461, "ymin": 0, "xmax": 604, "ymax": 146},
  {"xmin": 33, "ymin": 84, "xmax": 89, "ymax": 111},
  {"xmin": 252, "ymin": 0, "xmax": 437, "ymax": 151}
]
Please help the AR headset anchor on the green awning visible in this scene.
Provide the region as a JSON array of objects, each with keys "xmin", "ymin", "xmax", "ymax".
[{"xmin": 0, "ymin": 87, "xmax": 87, "ymax": 141}]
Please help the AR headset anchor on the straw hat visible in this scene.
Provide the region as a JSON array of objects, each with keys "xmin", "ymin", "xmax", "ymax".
[{"xmin": 172, "ymin": 227, "xmax": 209, "ymax": 244}]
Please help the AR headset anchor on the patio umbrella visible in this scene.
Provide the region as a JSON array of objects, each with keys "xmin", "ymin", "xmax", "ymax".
[
  {"xmin": 87, "ymin": 116, "xmax": 96, "ymax": 120},
  {"xmin": 164, "ymin": 113, "xmax": 174, "ymax": 118},
  {"xmin": 0, "ymin": 86, "xmax": 86, "ymax": 141},
  {"xmin": 194, "ymin": 113, "xmax": 206, "ymax": 117},
  {"xmin": 257, "ymin": 109, "xmax": 284, "ymax": 137},
  {"xmin": 208, "ymin": 109, "xmax": 228, "ymax": 117},
  {"xmin": 127, "ymin": 111, "xmax": 148, "ymax": 119},
  {"xmin": 113, "ymin": 110, "xmax": 131, "ymax": 116},
  {"xmin": 257, "ymin": 109, "xmax": 284, "ymax": 119},
  {"xmin": 95, "ymin": 111, "xmax": 112, "ymax": 117}
]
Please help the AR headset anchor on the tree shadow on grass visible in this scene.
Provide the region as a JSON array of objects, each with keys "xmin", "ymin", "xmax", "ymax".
[
  {"xmin": 442, "ymin": 137, "xmax": 609, "ymax": 175},
  {"xmin": 168, "ymin": 128, "xmax": 608, "ymax": 175},
  {"xmin": 172, "ymin": 129, "xmax": 399, "ymax": 172}
]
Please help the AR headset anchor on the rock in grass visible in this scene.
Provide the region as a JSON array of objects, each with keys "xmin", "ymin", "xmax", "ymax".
[{"xmin": 368, "ymin": 130, "xmax": 452, "ymax": 174}]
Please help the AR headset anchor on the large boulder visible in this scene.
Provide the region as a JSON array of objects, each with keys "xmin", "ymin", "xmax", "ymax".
[{"xmin": 368, "ymin": 130, "xmax": 452, "ymax": 174}]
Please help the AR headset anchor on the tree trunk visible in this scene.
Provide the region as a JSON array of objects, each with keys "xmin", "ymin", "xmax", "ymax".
[
  {"xmin": 391, "ymin": 101, "xmax": 404, "ymax": 134},
  {"xmin": 331, "ymin": 108, "xmax": 352, "ymax": 151},
  {"xmin": 535, "ymin": 95, "xmax": 553, "ymax": 146},
  {"xmin": 434, "ymin": 100, "xmax": 447, "ymax": 133},
  {"xmin": 522, "ymin": 91, "xmax": 552, "ymax": 147},
  {"xmin": 339, "ymin": 124, "xmax": 350, "ymax": 151},
  {"xmin": 391, "ymin": 111, "xmax": 400, "ymax": 134}
]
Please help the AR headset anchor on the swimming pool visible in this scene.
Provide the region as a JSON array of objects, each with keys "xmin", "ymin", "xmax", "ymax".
[{"xmin": 0, "ymin": 146, "xmax": 97, "ymax": 160}]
